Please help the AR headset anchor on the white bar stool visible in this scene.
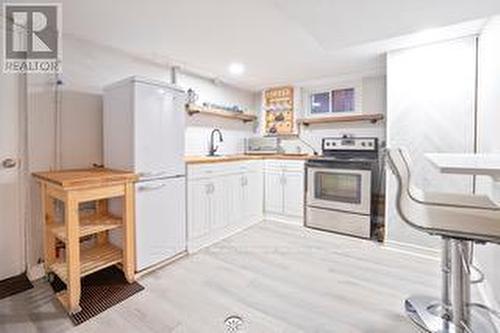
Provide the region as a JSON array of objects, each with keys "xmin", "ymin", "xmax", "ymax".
[{"xmin": 387, "ymin": 148, "xmax": 500, "ymax": 333}]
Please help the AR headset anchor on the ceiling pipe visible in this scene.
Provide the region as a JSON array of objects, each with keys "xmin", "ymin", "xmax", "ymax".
[{"xmin": 170, "ymin": 65, "xmax": 180, "ymax": 85}]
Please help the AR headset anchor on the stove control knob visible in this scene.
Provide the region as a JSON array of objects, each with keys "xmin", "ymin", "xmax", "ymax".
[{"xmin": 361, "ymin": 142, "xmax": 366, "ymax": 147}]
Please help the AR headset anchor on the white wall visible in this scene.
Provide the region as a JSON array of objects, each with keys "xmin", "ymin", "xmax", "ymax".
[
  {"xmin": 26, "ymin": 34, "xmax": 256, "ymax": 269},
  {"xmin": 180, "ymin": 72, "xmax": 257, "ymax": 156},
  {"xmin": 386, "ymin": 37, "xmax": 476, "ymax": 252},
  {"xmin": 476, "ymin": 16, "xmax": 500, "ymax": 307},
  {"xmin": 297, "ymin": 76, "xmax": 386, "ymax": 152},
  {"xmin": 257, "ymin": 75, "xmax": 387, "ymax": 154}
]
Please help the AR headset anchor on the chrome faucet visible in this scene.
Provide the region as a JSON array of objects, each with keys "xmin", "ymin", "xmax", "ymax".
[{"xmin": 208, "ymin": 128, "xmax": 224, "ymax": 156}]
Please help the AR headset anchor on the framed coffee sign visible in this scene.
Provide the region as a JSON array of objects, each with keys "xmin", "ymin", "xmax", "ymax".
[{"xmin": 264, "ymin": 86, "xmax": 294, "ymax": 136}]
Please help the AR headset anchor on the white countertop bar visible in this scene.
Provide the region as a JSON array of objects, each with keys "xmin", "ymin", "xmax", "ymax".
[{"xmin": 425, "ymin": 153, "xmax": 500, "ymax": 180}]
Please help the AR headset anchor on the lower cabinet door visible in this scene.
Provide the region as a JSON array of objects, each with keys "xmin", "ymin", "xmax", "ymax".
[
  {"xmin": 265, "ymin": 171, "xmax": 283, "ymax": 214},
  {"xmin": 245, "ymin": 171, "xmax": 264, "ymax": 221},
  {"xmin": 283, "ymin": 171, "xmax": 304, "ymax": 218},
  {"xmin": 232, "ymin": 174, "xmax": 245, "ymax": 225},
  {"xmin": 211, "ymin": 177, "xmax": 230, "ymax": 230},
  {"xmin": 188, "ymin": 179, "xmax": 211, "ymax": 240}
]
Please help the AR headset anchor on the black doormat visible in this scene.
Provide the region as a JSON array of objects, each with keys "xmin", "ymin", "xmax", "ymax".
[
  {"xmin": 50, "ymin": 266, "xmax": 144, "ymax": 325},
  {"xmin": 0, "ymin": 273, "xmax": 33, "ymax": 300}
]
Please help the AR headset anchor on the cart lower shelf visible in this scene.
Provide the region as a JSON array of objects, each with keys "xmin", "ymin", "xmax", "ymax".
[
  {"xmin": 50, "ymin": 215, "xmax": 122, "ymax": 242},
  {"xmin": 50, "ymin": 243, "xmax": 122, "ymax": 284}
]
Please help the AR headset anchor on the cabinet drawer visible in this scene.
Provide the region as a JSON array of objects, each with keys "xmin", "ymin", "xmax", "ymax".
[
  {"xmin": 282, "ymin": 160, "xmax": 305, "ymax": 172},
  {"xmin": 244, "ymin": 160, "xmax": 264, "ymax": 172},
  {"xmin": 189, "ymin": 160, "xmax": 264, "ymax": 179},
  {"xmin": 188, "ymin": 164, "xmax": 221, "ymax": 179},
  {"xmin": 188, "ymin": 162, "xmax": 236, "ymax": 179},
  {"xmin": 264, "ymin": 160, "xmax": 284, "ymax": 172},
  {"xmin": 264, "ymin": 159, "xmax": 305, "ymax": 172}
]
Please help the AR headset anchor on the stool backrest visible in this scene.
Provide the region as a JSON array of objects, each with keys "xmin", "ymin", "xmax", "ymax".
[
  {"xmin": 398, "ymin": 148, "xmax": 427, "ymax": 202},
  {"xmin": 386, "ymin": 148, "xmax": 427, "ymax": 231}
]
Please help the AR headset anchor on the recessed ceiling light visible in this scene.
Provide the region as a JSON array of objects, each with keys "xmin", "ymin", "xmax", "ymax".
[{"xmin": 228, "ymin": 62, "xmax": 245, "ymax": 75}]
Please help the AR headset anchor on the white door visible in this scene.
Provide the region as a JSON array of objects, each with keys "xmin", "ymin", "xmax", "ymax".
[
  {"xmin": 135, "ymin": 177, "xmax": 186, "ymax": 271},
  {"xmin": 265, "ymin": 171, "xmax": 283, "ymax": 214},
  {"xmin": 134, "ymin": 82, "xmax": 185, "ymax": 177},
  {"xmin": 188, "ymin": 179, "xmax": 211, "ymax": 240},
  {"xmin": 0, "ymin": 71, "xmax": 24, "ymax": 279},
  {"xmin": 283, "ymin": 171, "xmax": 305, "ymax": 218}
]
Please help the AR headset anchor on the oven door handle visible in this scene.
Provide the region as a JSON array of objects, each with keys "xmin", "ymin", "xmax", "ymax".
[{"xmin": 306, "ymin": 162, "xmax": 374, "ymax": 171}]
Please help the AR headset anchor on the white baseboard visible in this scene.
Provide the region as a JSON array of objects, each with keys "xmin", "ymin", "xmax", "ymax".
[
  {"xmin": 26, "ymin": 263, "xmax": 45, "ymax": 281},
  {"xmin": 188, "ymin": 217, "xmax": 262, "ymax": 253},
  {"xmin": 135, "ymin": 251, "xmax": 188, "ymax": 279},
  {"xmin": 383, "ymin": 240, "xmax": 440, "ymax": 261},
  {"xmin": 263, "ymin": 213, "xmax": 303, "ymax": 226}
]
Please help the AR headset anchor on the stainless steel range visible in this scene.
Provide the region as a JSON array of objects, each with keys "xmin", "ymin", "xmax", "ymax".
[{"xmin": 305, "ymin": 137, "xmax": 379, "ymax": 239}]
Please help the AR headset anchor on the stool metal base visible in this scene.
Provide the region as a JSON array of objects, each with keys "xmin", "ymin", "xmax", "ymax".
[
  {"xmin": 405, "ymin": 295, "xmax": 497, "ymax": 333},
  {"xmin": 405, "ymin": 295, "xmax": 453, "ymax": 332}
]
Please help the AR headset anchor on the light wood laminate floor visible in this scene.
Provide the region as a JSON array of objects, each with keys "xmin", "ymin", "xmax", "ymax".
[{"xmin": 0, "ymin": 221, "xmax": 442, "ymax": 333}]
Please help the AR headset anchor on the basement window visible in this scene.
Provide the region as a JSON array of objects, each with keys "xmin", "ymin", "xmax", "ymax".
[
  {"xmin": 309, "ymin": 85, "xmax": 359, "ymax": 115},
  {"xmin": 310, "ymin": 92, "xmax": 330, "ymax": 114},
  {"xmin": 331, "ymin": 88, "xmax": 354, "ymax": 113}
]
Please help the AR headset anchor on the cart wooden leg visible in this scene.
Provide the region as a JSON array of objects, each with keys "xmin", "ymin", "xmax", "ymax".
[
  {"xmin": 42, "ymin": 184, "xmax": 57, "ymax": 270},
  {"xmin": 122, "ymin": 183, "xmax": 135, "ymax": 283},
  {"xmin": 65, "ymin": 193, "xmax": 81, "ymax": 313}
]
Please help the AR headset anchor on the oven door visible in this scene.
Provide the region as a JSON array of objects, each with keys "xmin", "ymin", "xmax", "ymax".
[{"xmin": 307, "ymin": 167, "xmax": 372, "ymax": 214}]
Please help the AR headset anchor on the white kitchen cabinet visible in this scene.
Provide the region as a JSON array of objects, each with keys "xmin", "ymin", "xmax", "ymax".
[
  {"xmin": 187, "ymin": 161, "xmax": 264, "ymax": 252},
  {"xmin": 283, "ymin": 171, "xmax": 304, "ymax": 218},
  {"xmin": 264, "ymin": 171, "xmax": 283, "ymax": 214},
  {"xmin": 187, "ymin": 179, "xmax": 211, "ymax": 240},
  {"xmin": 243, "ymin": 171, "xmax": 264, "ymax": 222},
  {"xmin": 264, "ymin": 160, "xmax": 305, "ymax": 225},
  {"xmin": 212, "ymin": 177, "xmax": 230, "ymax": 230},
  {"xmin": 229, "ymin": 174, "xmax": 244, "ymax": 226}
]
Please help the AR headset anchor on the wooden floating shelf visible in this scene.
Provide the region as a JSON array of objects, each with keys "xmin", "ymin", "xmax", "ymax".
[
  {"xmin": 264, "ymin": 133, "xmax": 299, "ymax": 138},
  {"xmin": 297, "ymin": 113, "xmax": 384, "ymax": 126},
  {"xmin": 50, "ymin": 243, "xmax": 122, "ymax": 283},
  {"xmin": 50, "ymin": 215, "xmax": 122, "ymax": 242},
  {"xmin": 186, "ymin": 104, "xmax": 257, "ymax": 123}
]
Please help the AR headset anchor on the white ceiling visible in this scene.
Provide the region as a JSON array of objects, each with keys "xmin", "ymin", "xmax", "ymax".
[{"xmin": 18, "ymin": 0, "xmax": 500, "ymax": 89}]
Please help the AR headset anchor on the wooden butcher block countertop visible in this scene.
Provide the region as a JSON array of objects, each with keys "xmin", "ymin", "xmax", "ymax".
[
  {"xmin": 32, "ymin": 168, "xmax": 137, "ymax": 189},
  {"xmin": 185, "ymin": 154, "xmax": 314, "ymax": 164}
]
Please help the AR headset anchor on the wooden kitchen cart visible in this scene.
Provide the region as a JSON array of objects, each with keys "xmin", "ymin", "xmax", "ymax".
[{"xmin": 33, "ymin": 168, "xmax": 137, "ymax": 313}]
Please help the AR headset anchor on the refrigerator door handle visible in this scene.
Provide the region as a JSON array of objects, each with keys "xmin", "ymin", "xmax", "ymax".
[
  {"xmin": 138, "ymin": 171, "xmax": 169, "ymax": 179},
  {"xmin": 137, "ymin": 183, "xmax": 168, "ymax": 191}
]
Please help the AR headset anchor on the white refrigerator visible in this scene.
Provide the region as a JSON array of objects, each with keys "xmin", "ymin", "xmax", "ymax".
[{"xmin": 103, "ymin": 76, "xmax": 186, "ymax": 272}]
